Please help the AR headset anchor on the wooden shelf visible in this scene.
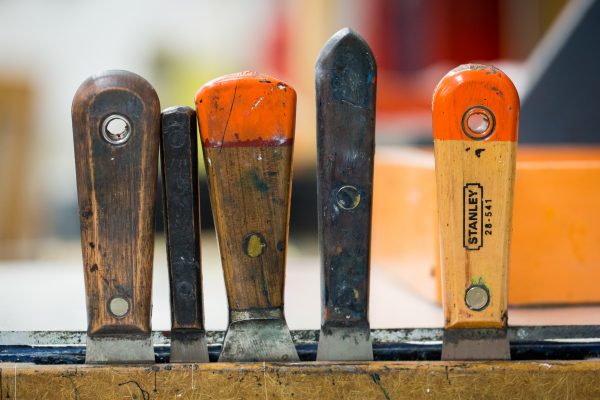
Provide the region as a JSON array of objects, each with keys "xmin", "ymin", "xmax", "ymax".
[{"xmin": 2, "ymin": 360, "xmax": 600, "ymax": 399}]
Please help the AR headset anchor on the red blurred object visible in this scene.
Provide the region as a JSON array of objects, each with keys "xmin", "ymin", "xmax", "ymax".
[
  {"xmin": 368, "ymin": 0, "xmax": 501, "ymax": 72},
  {"xmin": 264, "ymin": 4, "xmax": 289, "ymax": 77}
]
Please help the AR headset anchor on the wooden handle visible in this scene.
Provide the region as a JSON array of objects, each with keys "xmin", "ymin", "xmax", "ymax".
[
  {"xmin": 316, "ymin": 28, "xmax": 376, "ymax": 326},
  {"xmin": 195, "ymin": 72, "xmax": 296, "ymax": 311},
  {"xmin": 160, "ymin": 106, "xmax": 205, "ymax": 331},
  {"xmin": 433, "ymin": 64, "xmax": 519, "ymax": 329},
  {"xmin": 72, "ymin": 70, "xmax": 160, "ymax": 336}
]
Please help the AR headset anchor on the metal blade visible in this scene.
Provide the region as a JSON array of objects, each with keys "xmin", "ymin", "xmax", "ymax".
[
  {"xmin": 442, "ymin": 328, "xmax": 510, "ymax": 360},
  {"xmin": 219, "ymin": 319, "xmax": 299, "ymax": 362},
  {"xmin": 317, "ymin": 325, "xmax": 373, "ymax": 361},
  {"xmin": 170, "ymin": 331, "xmax": 210, "ymax": 363},
  {"xmin": 85, "ymin": 335, "xmax": 154, "ymax": 364}
]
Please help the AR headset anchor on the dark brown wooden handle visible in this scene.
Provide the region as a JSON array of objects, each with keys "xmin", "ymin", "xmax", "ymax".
[
  {"xmin": 72, "ymin": 70, "xmax": 160, "ymax": 336},
  {"xmin": 160, "ymin": 106, "xmax": 205, "ymax": 331},
  {"xmin": 316, "ymin": 28, "xmax": 377, "ymax": 327},
  {"xmin": 195, "ymin": 72, "xmax": 296, "ymax": 311}
]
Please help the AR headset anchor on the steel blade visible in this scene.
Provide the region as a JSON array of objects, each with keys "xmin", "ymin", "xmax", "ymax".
[
  {"xmin": 170, "ymin": 330, "xmax": 210, "ymax": 363},
  {"xmin": 442, "ymin": 328, "xmax": 510, "ymax": 360},
  {"xmin": 85, "ymin": 336, "xmax": 154, "ymax": 364},
  {"xmin": 219, "ymin": 319, "xmax": 299, "ymax": 362},
  {"xmin": 317, "ymin": 325, "xmax": 373, "ymax": 361}
]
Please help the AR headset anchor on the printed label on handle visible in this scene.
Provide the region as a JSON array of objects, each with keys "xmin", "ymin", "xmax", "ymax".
[{"xmin": 463, "ymin": 183, "xmax": 483, "ymax": 250}]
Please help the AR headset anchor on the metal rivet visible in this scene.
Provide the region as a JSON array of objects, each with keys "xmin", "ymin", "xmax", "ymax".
[
  {"xmin": 243, "ymin": 233, "xmax": 266, "ymax": 257},
  {"xmin": 101, "ymin": 114, "xmax": 131, "ymax": 145},
  {"xmin": 461, "ymin": 106, "xmax": 496, "ymax": 141},
  {"xmin": 108, "ymin": 296, "xmax": 130, "ymax": 318},
  {"xmin": 465, "ymin": 285, "xmax": 490, "ymax": 311},
  {"xmin": 336, "ymin": 185, "xmax": 361, "ymax": 210}
]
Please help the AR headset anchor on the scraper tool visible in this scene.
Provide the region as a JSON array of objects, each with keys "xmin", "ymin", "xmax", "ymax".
[
  {"xmin": 72, "ymin": 70, "xmax": 160, "ymax": 363},
  {"xmin": 433, "ymin": 64, "xmax": 519, "ymax": 360},
  {"xmin": 196, "ymin": 72, "xmax": 299, "ymax": 362},
  {"xmin": 315, "ymin": 28, "xmax": 376, "ymax": 361},
  {"xmin": 160, "ymin": 106, "xmax": 209, "ymax": 363}
]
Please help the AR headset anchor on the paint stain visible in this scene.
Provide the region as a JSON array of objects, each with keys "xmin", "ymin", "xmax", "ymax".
[
  {"xmin": 250, "ymin": 170, "xmax": 269, "ymax": 192},
  {"xmin": 244, "ymin": 233, "xmax": 266, "ymax": 257}
]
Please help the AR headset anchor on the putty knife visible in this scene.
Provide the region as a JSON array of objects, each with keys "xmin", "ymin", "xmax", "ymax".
[
  {"xmin": 72, "ymin": 70, "xmax": 160, "ymax": 363},
  {"xmin": 315, "ymin": 28, "xmax": 376, "ymax": 361},
  {"xmin": 160, "ymin": 106, "xmax": 209, "ymax": 363},
  {"xmin": 195, "ymin": 72, "xmax": 299, "ymax": 362},
  {"xmin": 433, "ymin": 64, "xmax": 519, "ymax": 360}
]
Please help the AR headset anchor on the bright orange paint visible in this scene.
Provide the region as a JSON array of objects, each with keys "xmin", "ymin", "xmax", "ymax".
[
  {"xmin": 432, "ymin": 64, "xmax": 519, "ymax": 142},
  {"xmin": 195, "ymin": 71, "xmax": 296, "ymax": 147}
]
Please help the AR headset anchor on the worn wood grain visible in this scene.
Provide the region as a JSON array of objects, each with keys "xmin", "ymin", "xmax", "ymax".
[
  {"xmin": 201, "ymin": 146, "xmax": 292, "ymax": 310},
  {"xmin": 434, "ymin": 141, "xmax": 516, "ymax": 329},
  {"xmin": 72, "ymin": 70, "xmax": 160, "ymax": 336},
  {"xmin": 2, "ymin": 361, "xmax": 600, "ymax": 399},
  {"xmin": 433, "ymin": 64, "xmax": 519, "ymax": 329},
  {"xmin": 195, "ymin": 72, "xmax": 296, "ymax": 311}
]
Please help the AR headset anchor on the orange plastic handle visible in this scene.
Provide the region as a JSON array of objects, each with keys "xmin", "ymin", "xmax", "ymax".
[
  {"xmin": 195, "ymin": 71, "xmax": 296, "ymax": 147},
  {"xmin": 432, "ymin": 64, "xmax": 519, "ymax": 142}
]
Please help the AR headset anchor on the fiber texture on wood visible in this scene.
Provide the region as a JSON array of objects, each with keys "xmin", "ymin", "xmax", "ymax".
[
  {"xmin": 433, "ymin": 64, "xmax": 519, "ymax": 329},
  {"xmin": 195, "ymin": 72, "xmax": 296, "ymax": 311},
  {"xmin": 71, "ymin": 70, "xmax": 160, "ymax": 336},
  {"xmin": 2, "ymin": 361, "xmax": 600, "ymax": 399}
]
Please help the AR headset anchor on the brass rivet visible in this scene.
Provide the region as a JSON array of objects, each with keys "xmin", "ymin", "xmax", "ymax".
[
  {"xmin": 244, "ymin": 233, "xmax": 266, "ymax": 257},
  {"xmin": 336, "ymin": 185, "xmax": 361, "ymax": 210},
  {"xmin": 465, "ymin": 285, "xmax": 490, "ymax": 311}
]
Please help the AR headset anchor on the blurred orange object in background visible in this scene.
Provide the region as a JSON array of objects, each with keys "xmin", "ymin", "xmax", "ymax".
[{"xmin": 372, "ymin": 146, "xmax": 600, "ymax": 305}]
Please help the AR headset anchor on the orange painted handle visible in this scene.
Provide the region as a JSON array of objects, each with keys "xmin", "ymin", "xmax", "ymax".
[
  {"xmin": 195, "ymin": 71, "xmax": 296, "ymax": 147},
  {"xmin": 432, "ymin": 64, "xmax": 519, "ymax": 142}
]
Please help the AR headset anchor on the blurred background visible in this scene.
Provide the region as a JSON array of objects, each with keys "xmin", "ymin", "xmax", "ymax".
[{"xmin": 0, "ymin": 0, "xmax": 598, "ymax": 331}]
